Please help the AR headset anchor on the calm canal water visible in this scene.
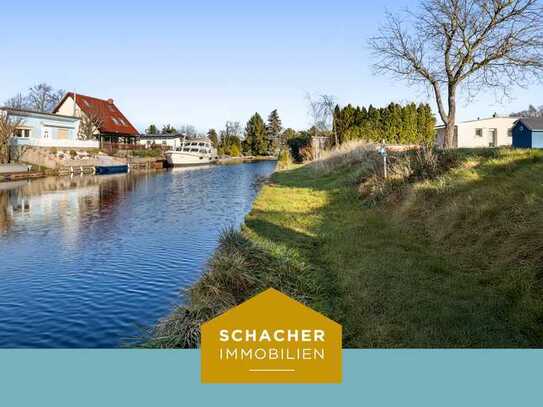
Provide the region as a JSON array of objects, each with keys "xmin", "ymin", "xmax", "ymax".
[{"xmin": 0, "ymin": 161, "xmax": 276, "ymax": 348}]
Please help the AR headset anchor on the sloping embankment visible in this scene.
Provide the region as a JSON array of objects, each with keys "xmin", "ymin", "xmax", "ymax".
[{"xmin": 148, "ymin": 144, "xmax": 543, "ymax": 348}]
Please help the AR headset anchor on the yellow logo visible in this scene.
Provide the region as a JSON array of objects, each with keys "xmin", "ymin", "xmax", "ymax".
[{"xmin": 201, "ymin": 288, "xmax": 342, "ymax": 383}]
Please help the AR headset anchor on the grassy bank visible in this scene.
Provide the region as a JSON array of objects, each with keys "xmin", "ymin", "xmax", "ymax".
[{"xmin": 149, "ymin": 143, "xmax": 543, "ymax": 348}]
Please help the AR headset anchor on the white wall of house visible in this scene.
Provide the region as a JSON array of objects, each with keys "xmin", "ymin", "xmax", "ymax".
[
  {"xmin": 14, "ymin": 138, "xmax": 99, "ymax": 149},
  {"xmin": 5, "ymin": 109, "xmax": 99, "ymax": 149},
  {"xmin": 138, "ymin": 137, "xmax": 182, "ymax": 149},
  {"xmin": 436, "ymin": 117, "xmax": 517, "ymax": 148},
  {"xmin": 54, "ymin": 95, "xmax": 98, "ymax": 137},
  {"xmin": 55, "ymin": 95, "xmax": 82, "ymax": 117}
]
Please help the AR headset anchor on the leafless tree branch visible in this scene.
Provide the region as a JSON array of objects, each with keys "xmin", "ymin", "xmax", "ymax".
[{"xmin": 369, "ymin": 0, "xmax": 543, "ymax": 147}]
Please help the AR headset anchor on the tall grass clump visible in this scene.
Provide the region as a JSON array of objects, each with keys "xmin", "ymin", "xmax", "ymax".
[
  {"xmin": 360, "ymin": 147, "xmax": 465, "ymax": 206},
  {"xmin": 145, "ymin": 227, "xmax": 318, "ymax": 348},
  {"xmin": 309, "ymin": 140, "xmax": 378, "ymax": 175}
]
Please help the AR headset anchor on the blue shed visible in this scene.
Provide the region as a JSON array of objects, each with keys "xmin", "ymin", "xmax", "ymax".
[{"xmin": 512, "ymin": 118, "xmax": 543, "ymax": 148}]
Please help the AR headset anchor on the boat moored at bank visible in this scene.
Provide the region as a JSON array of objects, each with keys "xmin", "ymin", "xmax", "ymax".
[
  {"xmin": 95, "ymin": 164, "xmax": 129, "ymax": 175},
  {"xmin": 165, "ymin": 138, "xmax": 217, "ymax": 166}
]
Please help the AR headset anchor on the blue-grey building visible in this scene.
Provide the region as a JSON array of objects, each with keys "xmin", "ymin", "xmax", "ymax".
[
  {"xmin": 512, "ymin": 118, "xmax": 543, "ymax": 149},
  {"xmin": 1, "ymin": 107, "xmax": 98, "ymax": 149}
]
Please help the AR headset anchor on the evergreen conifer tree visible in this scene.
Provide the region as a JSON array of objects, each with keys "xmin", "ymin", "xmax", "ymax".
[
  {"xmin": 146, "ymin": 124, "xmax": 158, "ymax": 135},
  {"xmin": 266, "ymin": 109, "xmax": 283, "ymax": 151},
  {"xmin": 245, "ymin": 113, "xmax": 268, "ymax": 155},
  {"xmin": 207, "ymin": 129, "xmax": 218, "ymax": 148}
]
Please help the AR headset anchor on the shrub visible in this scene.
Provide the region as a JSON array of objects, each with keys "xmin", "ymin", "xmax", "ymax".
[
  {"xmin": 299, "ymin": 145, "xmax": 315, "ymax": 162},
  {"xmin": 69, "ymin": 150, "xmax": 77, "ymax": 159},
  {"xmin": 359, "ymin": 147, "xmax": 464, "ymax": 206},
  {"xmin": 230, "ymin": 144, "xmax": 241, "ymax": 157},
  {"xmin": 287, "ymin": 133, "xmax": 312, "ymax": 163},
  {"xmin": 277, "ymin": 149, "xmax": 290, "ymax": 170}
]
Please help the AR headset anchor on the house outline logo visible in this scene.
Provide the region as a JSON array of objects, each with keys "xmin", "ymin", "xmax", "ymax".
[{"xmin": 201, "ymin": 288, "xmax": 342, "ymax": 383}]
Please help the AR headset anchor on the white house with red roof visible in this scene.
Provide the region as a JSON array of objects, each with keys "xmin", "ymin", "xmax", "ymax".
[{"xmin": 53, "ymin": 92, "xmax": 139, "ymax": 152}]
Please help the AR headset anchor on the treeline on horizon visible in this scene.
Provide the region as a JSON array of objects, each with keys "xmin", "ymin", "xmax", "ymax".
[
  {"xmin": 147, "ymin": 110, "xmax": 284, "ymax": 157},
  {"xmin": 144, "ymin": 101, "xmax": 438, "ymax": 159},
  {"xmin": 334, "ymin": 102, "xmax": 436, "ymax": 145}
]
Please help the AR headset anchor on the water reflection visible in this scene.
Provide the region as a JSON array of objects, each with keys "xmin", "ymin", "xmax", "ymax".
[
  {"xmin": 0, "ymin": 162, "xmax": 276, "ymax": 347},
  {"xmin": 0, "ymin": 174, "xmax": 149, "ymax": 243}
]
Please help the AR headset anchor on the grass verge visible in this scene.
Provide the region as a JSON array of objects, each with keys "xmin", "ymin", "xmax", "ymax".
[{"xmin": 148, "ymin": 144, "xmax": 543, "ymax": 348}]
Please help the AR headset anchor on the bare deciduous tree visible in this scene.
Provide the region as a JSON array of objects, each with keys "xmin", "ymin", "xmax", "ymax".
[
  {"xmin": 0, "ymin": 111, "xmax": 22, "ymax": 163},
  {"xmin": 4, "ymin": 93, "xmax": 28, "ymax": 110},
  {"xmin": 306, "ymin": 93, "xmax": 338, "ymax": 144},
  {"xmin": 78, "ymin": 110, "xmax": 103, "ymax": 141},
  {"xmin": 26, "ymin": 83, "xmax": 65, "ymax": 113},
  {"xmin": 510, "ymin": 104, "xmax": 543, "ymax": 117},
  {"xmin": 222, "ymin": 121, "xmax": 242, "ymax": 140},
  {"xmin": 178, "ymin": 124, "xmax": 198, "ymax": 138},
  {"xmin": 369, "ymin": 0, "xmax": 543, "ymax": 147}
]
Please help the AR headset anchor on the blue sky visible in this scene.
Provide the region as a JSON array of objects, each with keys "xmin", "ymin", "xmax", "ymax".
[{"xmin": 1, "ymin": 0, "xmax": 541, "ymax": 133}]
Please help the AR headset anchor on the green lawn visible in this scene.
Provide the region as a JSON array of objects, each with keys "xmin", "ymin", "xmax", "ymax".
[{"xmin": 243, "ymin": 148, "xmax": 543, "ymax": 347}]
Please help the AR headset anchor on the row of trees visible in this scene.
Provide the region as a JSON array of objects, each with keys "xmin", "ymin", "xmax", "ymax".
[
  {"xmin": 242, "ymin": 109, "xmax": 282, "ymax": 156},
  {"xmin": 510, "ymin": 105, "xmax": 543, "ymax": 118},
  {"xmin": 333, "ymin": 103, "xmax": 436, "ymax": 145},
  {"xmin": 202, "ymin": 110, "xmax": 284, "ymax": 157},
  {"xmin": 145, "ymin": 123, "xmax": 199, "ymax": 137},
  {"xmin": 4, "ymin": 83, "xmax": 65, "ymax": 113}
]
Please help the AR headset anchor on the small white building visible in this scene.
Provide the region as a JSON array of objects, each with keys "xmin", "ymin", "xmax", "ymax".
[
  {"xmin": 137, "ymin": 133, "xmax": 184, "ymax": 149},
  {"xmin": 436, "ymin": 116, "xmax": 517, "ymax": 148}
]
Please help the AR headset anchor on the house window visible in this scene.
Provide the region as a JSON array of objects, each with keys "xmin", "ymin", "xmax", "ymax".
[
  {"xmin": 15, "ymin": 128, "xmax": 31, "ymax": 138},
  {"xmin": 57, "ymin": 128, "xmax": 69, "ymax": 140},
  {"xmin": 112, "ymin": 118, "xmax": 120, "ymax": 125},
  {"xmin": 508, "ymin": 129, "xmax": 513, "ymax": 137},
  {"xmin": 475, "ymin": 128, "xmax": 483, "ymax": 137},
  {"xmin": 162, "ymin": 140, "xmax": 167, "ymax": 145},
  {"xmin": 43, "ymin": 128, "xmax": 50, "ymax": 138},
  {"xmin": 118, "ymin": 118, "xmax": 126, "ymax": 126},
  {"xmin": 83, "ymin": 100, "xmax": 91, "ymax": 107}
]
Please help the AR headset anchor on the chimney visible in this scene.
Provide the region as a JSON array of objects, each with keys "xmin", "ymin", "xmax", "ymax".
[{"xmin": 107, "ymin": 98, "xmax": 114, "ymax": 104}]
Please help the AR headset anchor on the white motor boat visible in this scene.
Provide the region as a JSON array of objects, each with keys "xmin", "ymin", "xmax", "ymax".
[{"xmin": 165, "ymin": 138, "xmax": 217, "ymax": 166}]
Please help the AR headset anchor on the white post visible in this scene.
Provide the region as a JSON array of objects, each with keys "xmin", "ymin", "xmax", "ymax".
[{"xmin": 380, "ymin": 139, "xmax": 387, "ymax": 179}]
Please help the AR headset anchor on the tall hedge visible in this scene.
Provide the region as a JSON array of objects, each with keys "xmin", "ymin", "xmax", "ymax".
[{"xmin": 333, "ymin": 102, "xmax": 436, "ymax": 145}]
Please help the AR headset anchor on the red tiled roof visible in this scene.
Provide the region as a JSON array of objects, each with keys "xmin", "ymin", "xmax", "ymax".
[{"xmin": 54, "ymin": 92, "xmax": 138, "ymax": 136}]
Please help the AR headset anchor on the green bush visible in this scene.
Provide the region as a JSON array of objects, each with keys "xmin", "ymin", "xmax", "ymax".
[
  {"xmin": 277, "ymin": 149, "xmax": 290, "ymax": 170},
  {"xmin": 287, "ymin": 133, "xmax": 312, "ymax": 163},
  {"xmin": 230, "ymin": 144, "xmax": 241, "ymax": 157}
]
